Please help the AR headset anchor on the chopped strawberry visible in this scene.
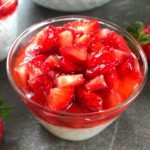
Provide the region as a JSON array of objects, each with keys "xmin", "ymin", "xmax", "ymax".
[
  {"xmin": 42, "ymin": 55, "xmax": 59, "ymax": 74},
  {"xmin": 87, "ymin": 47, "xmax": 129, "ymax": 78},
  {"xmin": 112, "ymin": 48, "xmax": 129, "ymax": 64},
  {"xmin": 77, "ymin": 88, "xmax": 103, "ymax": 112},
  {"xmin": 118, "ymin": 76, "xmax": 141, "ymax": 100},
  {"xmin": 31, "ymin": 93, "xmax": 47, "ymax": 106},
  {"xmin": 59, "ymin": 45, "xmax": 88, "ymax": 63},
  {"xmin": 28, "ymin": 75, "xmax": 52, "ymax": 96},
  {"xmin": 132, "ymin": 54, "xmax": 142, "ymax": 78},
  {"xmin": 12, "ymin": 19, "xmax": 144, "ymax": 116},
  {"xmin": 102, "ymin": 31, "xmax": 130, "ymax": 52},
  {"xmin": 64, "ymin": 20, "xmax": 99, "ymax": 35},
  {"xmin": 89, "ymin": 29, "xmax": 110, "ymax": 52},
  {"xmin": 117, "ymin": 56, "xmax": 134, "ymax": 77},
  {"xmin": 14, "ymin": 40, "xmax": 39, "ymax": 68},
  {"xmin": 27, "ymin": 55, "xmax": 46, "ymax": 79},
  {"xmin": 103, "ymin": 90, "xmax": 123, "ymax": 109},
  {"xmin": 87, "ymin": 47, "xmax": 115, "ymax": 69},
  {"xmin": 66, "ymin": 103, "xmax": 89, "ymax": 113},
  {"xmin": 118, "ymin": 54, "xmax": 142, "ymax": 78},
  {"xmin": 57, "ymin": 30, "xmax": 73, "ymax": 48},
  {"xmin": 34, "ymin": 25, "xmax": 58, "ymax": 53},
  {"xmin": 75, "ymin": 34, "xmax": 91, "ymax": 47},
  {"xmin": 14, "ymin": 64, "xmax": 28, "ymax": 88},
  {"xmin": 59, "ymin": 57, "xmax": 83, "ymax": 73},
  {"xmin": 56, "ymin": 74, "xmax": 84, "ymax": 88},
  {"xmin": 47, "ymin": 70, "xmax": 57, "ymax": 80},
  {"xmin": 100, "ymin": 28, "xmax": 111, "ymax": 39},
  {"xmin": 86, "ymin": 64, "xmax": 115, "ymax": 79},
  {"xmin": 85, "ymin": 75, "xmax": 107, "ymax": 91},
  {"xmin": 47, "ymin": 87, "xmax": 74, "ymax": 111},
  {"xmin": 104, "ymin": 69, "xmax": 120, "ymax": 90}
]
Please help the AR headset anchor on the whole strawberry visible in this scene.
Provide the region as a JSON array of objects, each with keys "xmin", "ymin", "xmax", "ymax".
[
  {"xmin": 126, "ymin": 22, "xmax": 150, "ymax": 60},
  {"xmin": 0, "ymin": 99, "xmax": 13, "ymax": 142}
]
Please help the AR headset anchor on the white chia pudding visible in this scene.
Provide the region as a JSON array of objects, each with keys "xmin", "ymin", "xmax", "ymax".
[
  {"xmin": 37, "ymin": 117, "xmax": 116, "ymax": 141},
  {"xmin": 32, "ymin": 0, "xmax": 111, "ymax": 12},
  {"xmin": 0, "ymin": 11, "xmax": 17, "ymax": 61}
]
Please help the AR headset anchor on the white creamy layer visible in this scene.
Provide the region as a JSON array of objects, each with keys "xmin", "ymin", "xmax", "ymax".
[
  {"xmin": 37, "ymin": 117, "xmax": 116, "ymax": 141},
  {"xmin": 0, "ymin": 11, "xmax": 17, "ymax": 61}
]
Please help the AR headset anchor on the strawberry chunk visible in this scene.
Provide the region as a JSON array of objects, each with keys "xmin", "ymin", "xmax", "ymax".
[
  {"xmin": 59, "ymin": 57, "xmax": 83, "ymax": 73},
  {"xmin": 104, "ymin": 69, "xmax": 120, "ymax": 91},
  {"xmin": 87, "ymin": 47, "xmax": 115, "ymax": 69},
  {"xmin": 47, "ymin": 87, "xmax": 74, "ymax": 111},
  {"xmin": 90, "ymin": 36, "xmax": 104, "ymax": 52},
  {"xmin": 118, "ymin": 54, "xmax": 142, "ymax": 78},
  {"xmin": 77, "ymin": 88, "xmax": 103, "ymax": 112},
  {"xmin": 14, "ymin": 64, "xmax": 28, "ymax": 88},
  {"xmin": 34, "ymin": 26, "xmax": 58, "ymax": 53},
  {"xmin": 102, "ymin": 31, "xmax": 130, "ymax": 52},
  {"xmin": 118, "ymin": 76, "xmax": 141, "ymax": 99},
  {"xmin": 57, "ymin": 30, "xmax": 73, "ymax": 48},
  {"xmin": 86, "ymin": 64, "xmax": 115, "ymax": 79},
  {"xmin": 89, "ymin": 29, "xmax": 109, "ymax": 52},
  {"xmin": 100, "ymin": 28, "xmax": 111, "ymax": 39},
  {"xmin": 117, "ymin": 56, "xmax": 134, "ymax": 77},
  {"xmin": 103, "ymin": 90, "xmax": 123, "ymax": 109},
  {"xmin": 14, "ymin": 40, "xmax": 40, "ymax": 68},
  {"xmin": 27, "ymin": 55, "xmax": 46, "ymax": 79},
  {"xmin": 85, "ymin": 75, "xmax": 107, "ymax": 91},
  {"xmin": 30, "ymin": 93, "xmax": 47, "ymax": 106},
  {"xmin": 87, "ymin": 47, "xmax": 129, "ymax": 69},
  {"xmin": 56, "ymin": 74, "xmax": 84, "ymax": 88},
  {"xmin": 28, "ymin": 75, "xmax": 52, "ymax": 96},
  {"xmin": 64, "ymin": 20, "xmax": 99, "ymax": 35},
  {"xmin": 86, "ymin": 47, "xmax": 129, "ymax": 78},
  {"xmin": 59, "ymin": 45, "xmax": 88, "ymax": 63},
  {"xmin": 42, "ymin": 55, "xmax": 59, "ymax": 74},
  {"xmin": 75, "ymin": 34, "xmax": 91, "ymax": 47},
  {"xmin": 66, "ymin": 103, "xmax": 89, "ymax": 113}
]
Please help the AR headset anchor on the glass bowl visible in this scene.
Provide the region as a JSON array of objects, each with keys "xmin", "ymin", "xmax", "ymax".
[
  {"xmin": 7, "ymin": 15, "xmax": 148, "ymax": 141},
  {"xmin": 0, "ymin": 0, "xmax": 18, "ymax": 61}
]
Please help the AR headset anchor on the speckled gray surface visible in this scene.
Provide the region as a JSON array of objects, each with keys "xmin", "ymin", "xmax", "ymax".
[{"xmin": 0, "ymin": 0, "xmax": 150, "ymax": 149}]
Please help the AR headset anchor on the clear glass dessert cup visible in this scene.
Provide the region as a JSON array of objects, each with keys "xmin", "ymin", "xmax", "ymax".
[
  {"xmin": 7, "ymin": 16, "xmax": 148, "ymax": 141},
  {"xmin": 0, "ymin": 0, "xmax": 18, "ymax": 62}
]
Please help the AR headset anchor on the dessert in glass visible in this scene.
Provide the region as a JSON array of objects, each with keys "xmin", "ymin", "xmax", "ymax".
[
  {"xmin": 0, "ymin": 0, "xmax": 18, "ymax": 61},
  {"xmin": 32, "ymin": 0, "xmax": 111, "ymax": 12},
  {"xmin": 7, "ymin": 16, "xmax": 148, "ymax": 141}
]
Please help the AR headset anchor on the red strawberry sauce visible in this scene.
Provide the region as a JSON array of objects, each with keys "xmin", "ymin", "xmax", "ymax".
[{"xmin": 12, "ymin": 19, "xmax": 143, "ymax": 128}]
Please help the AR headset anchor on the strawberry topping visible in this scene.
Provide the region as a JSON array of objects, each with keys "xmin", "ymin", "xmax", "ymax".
[{"xmin": 12, "ymin": 19, "xmax": 143, "ymax": 114}]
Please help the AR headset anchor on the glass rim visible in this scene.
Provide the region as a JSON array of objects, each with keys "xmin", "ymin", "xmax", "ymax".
[
  {"xmin": 7, "ymin": 15, "xmax": 148, "ymax": 117},
  {"xmin": 0, "ymin": 0, "xmax": 13, "ymax": 8}
]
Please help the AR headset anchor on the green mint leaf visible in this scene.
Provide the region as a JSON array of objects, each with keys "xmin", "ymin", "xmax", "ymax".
[
  {"xmin": 126, "ymin": 22, "xmax": 144, "ymax": 39},
  {"xmin": 0, "ymin": 99, "xmax": 14, "ymax": 120},
  {"xmin": 0, "ymin": 106, "xmax": 14, "ymax": 119},
  {"xmin": 138, "ymin": 34, "xmax": 150, "ymax": 44},
  {"xmin": 0, "ymin": 99, "xmax": 4, "ymax": 106},
  {"xmin": 126, "ymin": 21, "xmax": 150, "ymax": 44}
]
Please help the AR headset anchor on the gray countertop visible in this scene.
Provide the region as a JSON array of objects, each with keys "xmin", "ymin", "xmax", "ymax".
[{"xmin": 0, "ymin": 0, "xmax": 150, "ymax": 149}]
